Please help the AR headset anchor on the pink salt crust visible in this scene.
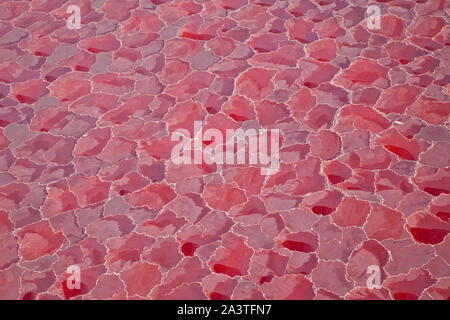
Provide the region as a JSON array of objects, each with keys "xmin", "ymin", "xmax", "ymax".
[{"xmin": 0, "ymin": 0, "xmax": 449, "ymax": 300}]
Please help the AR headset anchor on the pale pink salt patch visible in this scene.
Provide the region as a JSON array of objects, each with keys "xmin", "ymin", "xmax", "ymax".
[
  {"xmin": 261, "ymin": 274, "xmax": 315, "ymax": 300},
  {"xmin": 125, "ymin": 183, "xmax": 176, "ymax": 211},
  {"xmin": 17, "ymin": 220, "xmax": 65, "ymax": 261},
  {"xmin": 11, "ymin": 79, "xmax": 49, "ymax": 104},
  {"xmin": 364, "ymin": 204, "xmax": 406, "ymax": 241},
  {"xmin": 333, "ymin": 59, "xmax": 389, "ymax": 90},
  {"xmin": 235, "ymin": 68, "xmax": 275, "ymax": 101},
  {"xmin": 68, "ymin": 174, "xmax": 111, "ymax": 207},
  {"xmin": 202, "ymin": 182, "xmax": 247, "ymax": 212},
  {"xmin": 120, "ymin": 262, "xmax": 162, "ymax": 297},
  {"xmin": 209, "ymin": 232, "xmax": 253, "ymax": 278}
]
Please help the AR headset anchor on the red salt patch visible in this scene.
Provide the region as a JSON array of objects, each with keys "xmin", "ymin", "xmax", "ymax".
[
  {"xmin": 88, "ymin": 273, "xmax": 126, "ymax": 299},
  {"xmin": 248, "ymin": 250, "xmax": 288, "ymax": 284},
  {"xmin": 425, "ymin": 279, "xmax": 450, "ymax": 300},
  {"xmin": 279, "ymin": 231, "xmax": 318, "ymax": 253},
  {"xmin": 385, "ymin": 268, "xmax": 436, "ymax": 300},
  {"xmin": 0, "ymin": 210, "xmax": 13, "ymax": 234},
  {"xmin": 62, "ymin": 280, "xmax": 87, "ymax": 300},
  {"xmin": 376, "ymin": 128, "xmax": 428, "ymax": 161},
  {"xmin": 346, "ymin": 287, "xmax": 391, "ymax": 300},
  {"xmin": 0, "ymin": 0, "xmax": 448, "ymax": 301},
  {"xmin": 80, "ymin": 33, "xmax": 121, "ymax": 54},
  {"xmin": 383, "ymin": 239, "xmax": 434, "ymax": 276},
  {"xmin": 376, "ymin": 170, "xmax": 414, "ymax": 206},
  {"xmin": 0, "ymin": 61, "xmax": 39, "ymax": 84},
  {"xmin": 339, "ymin": 169, "xmax": 375, "ymax": 193},
  {"xmin": 209, "ymin": 233, "xmax": 253, "ymax": 277},
  {"xmin": 385, "ymin": 42, "xmax": 427, "ymax": 65},
  {"xmin": 30, "ymin": 108, "xmax": 71, "ymax": 133},
  {"xmin": 202, "ymin": 274, "xmax": 236, "ymax": 300},
  {"xmin": 19, "ymin": 36, "xmax": 59, "ymax": 57},
  {"xmin": 11, "ymin": 79, "xmax": 48, "ymax": 104},
  {"xmin": 121, "ymin": 32, "xmax": 159, "ymax": 49},
  {"xmin": 114, "ymin": 171, "xmax": 149, "ymax": 195},
  {"xmin": 323, "ymin": 160, "xmax": 352, "ymax": 185},
  {"xmin": 41, "ymin": 179, "xmax": 78, "ymax": 218},
  {"xmin": 299, "ymin": 59, "xmax": 339, "ymax": 88},
  {"xmin": 181, "ymin": 242, "xmax": 199, "ymax": 256},
  {"xmin": 344, "ymin": 146, "xmax": 392, "ymax": 170},
  {"xmin": 166, "ymin": 162, "xmax": 217, "ymax": 184},
  {"xmin": 60, "ymin": 50, "xmax": 96, "ymax": 72},
  {"xmin": 163, "ymin": 38, "xmax": 204, "ymax": 59},
  {"xmin": 303, "ymin": 189, "xmax": 343, "ymax": 216},
  {"xmin": 407, "ymin": 213, "xmax": 449, "ymax": 245},
  {"xmin": 221, "ymin": 95, "xmax": 255, "ymax": 122},
  {"xmin": 0, "ymin": 108, "xmax": 20, "ymax": 128}
]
